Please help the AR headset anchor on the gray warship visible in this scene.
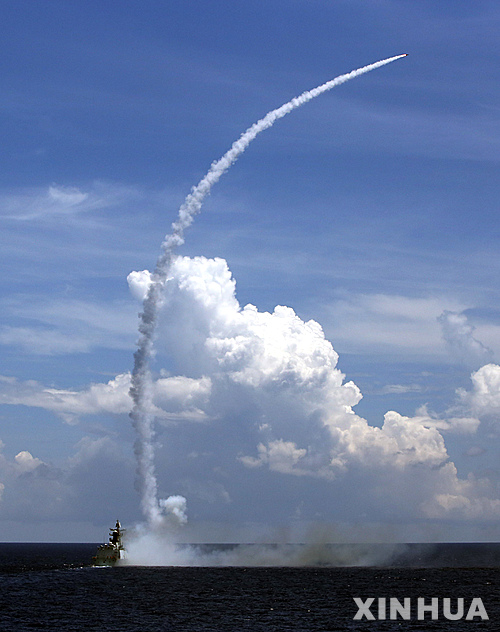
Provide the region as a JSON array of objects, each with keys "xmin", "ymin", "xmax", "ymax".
[{"xmin": 92, "ymin": 520, "xmax": 126, "ymax": 566}]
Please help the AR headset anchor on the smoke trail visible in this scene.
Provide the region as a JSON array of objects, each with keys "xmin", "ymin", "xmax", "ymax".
[{"xmin": 130, "ymin": 54, "xmax": 407, "ymax": 527}]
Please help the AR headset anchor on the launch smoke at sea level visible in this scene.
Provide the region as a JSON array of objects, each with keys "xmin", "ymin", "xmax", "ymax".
[{"xmin": 130, "ymin": 54, "xmax": 407, "ymax": 527}]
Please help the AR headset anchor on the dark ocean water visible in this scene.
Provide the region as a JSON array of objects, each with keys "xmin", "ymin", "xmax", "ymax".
[{"xmin": 1, "ymin": 543, "xmax": 499, "ymax": 631}]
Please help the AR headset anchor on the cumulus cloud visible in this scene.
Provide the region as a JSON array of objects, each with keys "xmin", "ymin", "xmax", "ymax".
[
  {"xmin": 405, "ymin": 404, "xmax": 480, "ymax": 435},
  {"xmin": 422, "ymin": 467, "xmax": 500, "ymax": 521},
  {"xmin": 429, "ymin": 494, "xmax": 500, "ymax": 519},
  {"xmin": 438, "ymin": 310, "xmax": 494, "ymax": 367},
  {"xmin": 14, "ymin": 450, "xmax": 44, "ymax": 473},
  {"xmin": 4, "ymin": 255, "xmax": 500, "ymax": 528},
  {"xmin": 457, "ymin": 363, "xmax": 500, "ymax": 419},
  {"xmin": 0, "ymin": 441, "xmax": 66, "ymax": 520},
  {"xmin": 147, "ymin": 256, "xmax": 497, "ymax": 523},
  {"xmin": 0, "ymin": 435, "xmax": 137, "ymax": 524},
  {"xmin": 0, "ymin": 446, "xmax": 47, "ymax": 479},
  {"xmin": 154, "ymin": 375, "xmax": 212, "ymax": 423},
  {"xmin": 239, "ymin": 440, "xmax": 309, "ymax": 476}
]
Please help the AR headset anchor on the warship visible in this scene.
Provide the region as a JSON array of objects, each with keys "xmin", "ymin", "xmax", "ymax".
[{"xmin": 92, "ymin": 519, "xmax": 126, "ymax": 566}]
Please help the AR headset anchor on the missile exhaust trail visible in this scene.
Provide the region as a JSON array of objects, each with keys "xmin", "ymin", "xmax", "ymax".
[{"xmin": 130, "ymin": 54, "xmax": 407, "ymax": 527}]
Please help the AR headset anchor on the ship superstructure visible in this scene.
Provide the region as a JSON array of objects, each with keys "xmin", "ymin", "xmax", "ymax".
[{"xmin": 92, "ymin": 520, "xmax": 126, "ymax": 566}]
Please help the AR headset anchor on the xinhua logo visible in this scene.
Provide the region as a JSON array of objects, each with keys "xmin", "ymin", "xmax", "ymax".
[{"xmin": 353, "ymin": 597, "xmax": 489, "ymax": 621}]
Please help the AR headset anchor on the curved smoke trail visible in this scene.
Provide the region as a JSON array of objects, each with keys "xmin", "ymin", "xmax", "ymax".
[{"xmin": 130, "ymin": 54, "xmax": 407, "ymax": 526}]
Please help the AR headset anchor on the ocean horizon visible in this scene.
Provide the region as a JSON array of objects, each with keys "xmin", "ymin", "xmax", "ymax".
[{"xmin": 1, "ymin": 543, "xmax": 499, "ymax": 630}]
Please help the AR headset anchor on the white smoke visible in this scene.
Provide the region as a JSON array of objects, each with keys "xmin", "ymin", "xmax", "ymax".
[
  {"xmin": 159, "ymin": 495, "xmax": 188, "ymax": 526},
  {"xmin": 124, "ymin": 531, "xmax": 410, "ymax": 567},
  {"xmin": 127, "ymin": 270, "xmax": 153, "ymax": 302},
  {"xmin": 129, "ymin": 55, "xmax": 407, "ymax": 528}
]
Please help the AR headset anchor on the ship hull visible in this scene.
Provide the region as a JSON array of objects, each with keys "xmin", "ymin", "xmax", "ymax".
[
  {"xmin": 92, "ymin": 520, "xmax": 126, "ymax": 566},
  {"xmin": 92, "ymin": 544, "xmax": 125, "ymax": 566}
]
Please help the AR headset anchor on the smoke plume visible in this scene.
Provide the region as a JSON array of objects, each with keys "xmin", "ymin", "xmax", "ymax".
[{"xmin": 129, "ymin": 55, "xmax": 407, "ymax": 527}]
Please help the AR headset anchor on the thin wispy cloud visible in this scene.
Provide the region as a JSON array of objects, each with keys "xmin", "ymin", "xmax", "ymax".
[
  {"xmin": 0, "ymin": 185, "xmax": 102, "ymax": 221},
  {"xmin": 321, "ymin": 293, "xmax": 466, "ymax": 358},
  {"xmin": 0, "ymin": 296, "xmax": 138, "ymax": 355}
]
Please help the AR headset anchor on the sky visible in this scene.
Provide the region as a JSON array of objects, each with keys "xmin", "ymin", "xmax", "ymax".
[{"xmin": 1, "ymin": 0, "xmax": 500, "ymax": 543}]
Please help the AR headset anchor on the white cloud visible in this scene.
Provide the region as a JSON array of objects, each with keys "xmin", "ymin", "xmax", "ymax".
[
  {"xmin": 14, "ymin": 451, "xmax": 45, "ymax": 473},
  {"xmin": 0, "ymin": 181, "xmax": 154, "ymax": 221},
  {"xmin": 0, "ymin": 326, "xmax": 94, "ymax": 355},
  {"xmin": 150, "ymin": 256, "xmax": 497, "ymax": 523},
  {"xmin": 0, "ymin": 184, "xmax": 101, "ymax": 221},
  {"xmin": 323, "ymin": 293, "xmax": 466, "ymax": 358},
  {"xmin": 380, "ymin": 384, "xmax": 424, "ymax": 395},
  {"xmin": 406, "ymin": 405, "xmax": 480, "ymax": 435},
  {"xmin": 0, "ymin": 372, "xmax": 211, "ymax": 425},
  {"xmin": 0, "ymin": 446, "xmax": 47, "ymax": 480},
  {"xmin": 429, "ymin": 494, "xmax": 500, "ymax": 519},
  {"xmin": 0, "ymin": 297, "xmax": 139, "ymax": 355},
  {"xmin": 0, "ymin": 435, "xmax": 137, "ymax": 523},
  {"xmin": 422, "ymin": 468, "xmax": 500, "ymax": 521},
  {"xmin": 239, "ymin": 440, "xmax": 309, "ymax": 476},
  {"xmin": 3, "ymin": 256, "xmax": 499, "ymax": 527},
  {"xmin": 0, "ymin": 373, "xmax": 132, "ymax": 424},
  {"xmin": 378, "ymin": 411, "xmax": 448, "ymax": 468},
  {"xmin": 457, "ymin": 363, "xmax": 500, "ymax": 418},
  {"xmin": 155, "ymin": 375, "xmax": 212, "ymax": 422},
  {"xmin": 0, "ymin": 441, "xmax": 65, "ymax": 519},
  {"xmin": 438, "ymin": 310, "xmax": 494, "ymax": 367},
  {"xmin": 465, "ymin": 446, "xmax": 486, "ymax": 457}
]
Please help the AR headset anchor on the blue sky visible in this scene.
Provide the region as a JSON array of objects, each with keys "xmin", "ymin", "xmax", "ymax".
[{"xmin": 1, "ymin": 0, "xmax": 500, "ymax": 543}]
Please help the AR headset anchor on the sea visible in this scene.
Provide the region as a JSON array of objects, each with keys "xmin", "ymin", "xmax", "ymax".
[{"xmin": 1, "ymin": 543, "xmax": 499, "ymax": 631}]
